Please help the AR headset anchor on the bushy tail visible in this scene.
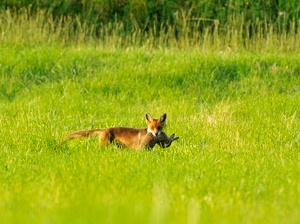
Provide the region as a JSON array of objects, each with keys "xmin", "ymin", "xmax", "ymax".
[{"xmin": 59, "ymin": 129, "xmax": 101, "ymax": 145}]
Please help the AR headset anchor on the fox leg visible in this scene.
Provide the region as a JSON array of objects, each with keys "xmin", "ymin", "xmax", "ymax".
[
  {"xmin": 140, "ymin": 132, "xmax": 157, "ymax": 149},
  {"xmin": 98, "ymin": 130, "xmax": 110, "ymax": 147}
]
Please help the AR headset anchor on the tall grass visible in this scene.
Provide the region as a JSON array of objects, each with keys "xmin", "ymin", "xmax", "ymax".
[{"xmin": 1, "ymin": 7, "xmax": 300, "ymax": 51}]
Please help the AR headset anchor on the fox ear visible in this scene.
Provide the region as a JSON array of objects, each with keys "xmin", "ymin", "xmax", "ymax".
[
  {"xmin": 146, "ymin": 113, "xmax": 153, "ymax": 123},
  {"xmin": 160, "ymin": 113, "xmax": 167, "ymax": 122}
]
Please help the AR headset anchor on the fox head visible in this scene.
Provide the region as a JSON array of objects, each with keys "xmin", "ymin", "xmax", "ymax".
[{"xmin": 146, "ymin": 113, "xmax": 167, "ymax": 136}]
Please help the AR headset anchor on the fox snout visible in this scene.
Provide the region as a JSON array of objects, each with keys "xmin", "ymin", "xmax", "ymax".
[{"xmin": 148, "ymin": 129, "xmax": 162, "ymax": 136}]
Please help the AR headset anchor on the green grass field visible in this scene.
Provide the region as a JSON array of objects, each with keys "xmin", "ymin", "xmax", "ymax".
[{"xmin": 1, "ymin": 10, "xmax": 300, "ymax": 223}]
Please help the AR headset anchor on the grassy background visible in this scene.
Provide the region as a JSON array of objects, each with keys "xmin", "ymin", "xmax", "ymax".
[
  {"xmin": 1, "ymin": 6, "xmax": 300, "ymax": 224},
  {"xmin": 1, "ymin": 0, "xmax": 299, "ymax": 39}
]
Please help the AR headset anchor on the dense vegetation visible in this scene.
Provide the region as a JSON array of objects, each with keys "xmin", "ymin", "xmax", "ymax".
[{"xmin": 1, "ymin": 0, "xmax": 299, "ymax": 38}]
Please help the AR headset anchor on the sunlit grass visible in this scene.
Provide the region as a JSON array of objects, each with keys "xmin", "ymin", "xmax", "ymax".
[{"xmin": 1, "ymin": 46, "xmax": 299, "ymax": 223}]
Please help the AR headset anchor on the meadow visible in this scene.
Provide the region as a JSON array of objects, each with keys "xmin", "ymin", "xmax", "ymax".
[{"xmin": 1, "ymin": 8, "xmax": 300, "ymax": 224}]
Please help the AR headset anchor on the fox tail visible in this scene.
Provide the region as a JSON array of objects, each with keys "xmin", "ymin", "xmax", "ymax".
[{"xmin": 59, "ymin": 129, "xmax": 101, "ymax": 146}]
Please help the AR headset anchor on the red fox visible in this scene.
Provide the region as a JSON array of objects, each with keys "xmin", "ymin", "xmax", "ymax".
[{"xmin": 60, "ymin": 113, "xmax": 179, "ymax": 150}]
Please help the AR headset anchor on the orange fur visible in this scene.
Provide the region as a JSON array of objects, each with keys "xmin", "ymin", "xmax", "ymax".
[{"xmin": 60, "ymin": 113, "xmax": 178, "ymax": 150}]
